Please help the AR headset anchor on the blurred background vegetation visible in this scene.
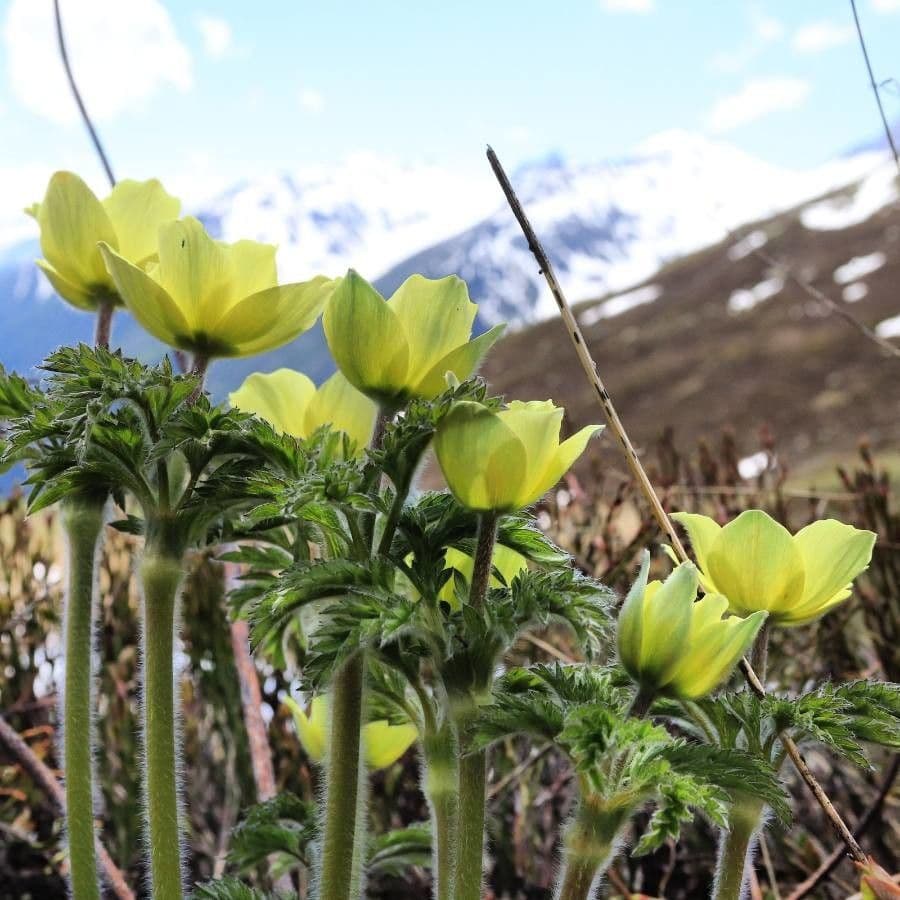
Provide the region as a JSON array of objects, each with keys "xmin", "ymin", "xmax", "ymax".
[{"xmin": 0, "ymin": 426, "xmax": 896, "ymax": 899}]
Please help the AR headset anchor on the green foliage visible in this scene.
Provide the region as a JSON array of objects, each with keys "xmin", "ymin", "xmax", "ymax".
[
  {"xmin": 228, "ymin": 793, "xmax": 317, "ymax": 873},
  {"xmin": 195, "ymin": 877, "xmax": 284, "ymax": 900},
  {"xmin": 366, "ymin": 823, "xmax": 432, "ymax": 877}
]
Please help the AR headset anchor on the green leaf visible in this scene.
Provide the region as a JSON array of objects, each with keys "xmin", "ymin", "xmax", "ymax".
[
  {"xmin": 228, "ymin": 792, "xmax": 317, "ymax": 872},
  {"xmin": 366, "ymin": 823, "xmax": 432, "ymax": 877}
]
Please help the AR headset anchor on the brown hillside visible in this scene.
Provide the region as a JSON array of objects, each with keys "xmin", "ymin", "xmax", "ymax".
[{"xmin": 481, "ymin": 181, "xmax": 900, "ymax": 484}]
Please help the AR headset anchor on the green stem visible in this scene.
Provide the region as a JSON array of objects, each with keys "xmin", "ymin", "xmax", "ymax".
[
  {"xmin": 140, "ymin": 552, "xmax": 185, "ymax": 900},
  {"xmin": 423, "ymin": 729, "xmax": 459, "ymax": 900},
  {"xmin": 61, "ymin": 500, "xmax": 105, "ymax": 900},
  {"xmin": 555, "ymin": 797, "xmax": 625, "ymax": 900},
  {"xmin": 750, "ymin": 621, "xmax": 770, "ymax": 683},
  {"xmin": 712, "ymin": 797, "xmax": 765, "ymax": 900},
  {"xmin": 318, "ymin": 652, "xmax": 366, "ymax": 900}
]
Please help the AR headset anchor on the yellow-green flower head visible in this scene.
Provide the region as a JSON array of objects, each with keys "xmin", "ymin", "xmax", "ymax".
[
  {"xmin": 99, "ymin": 217, "xmax": 333, "ymax": 358},
  {"xmin": 229, "ymin": 368, "xmax": 377, "ymax": 455},
  {"xmin": 617, "ymin": 554, "xmax": 767, "ymax": 700},
  {"xmin": 322, "ymin": 269, "xmax": 506, "ymax": 406},
  {"xmin": 433, "ymin": 399, "xmax": 602, "ymax": 512},
  {"xmin": 285, "ymin": 696, "xmax": 417, "ymax": 770},
  {"xmin": 672, "ymin": 510, "xmax": 877, "ymax": 626},
  {"xmin": 30, "ymin": 171, "xmax": 180, "ymax": 311},
  {"xmin": 439, "ymin": 544, "xmax": 528, "ymax": 608}
]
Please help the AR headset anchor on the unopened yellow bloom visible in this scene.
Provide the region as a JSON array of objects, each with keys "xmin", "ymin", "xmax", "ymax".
[
  {"xmin": 439, "ymin": 544, "xmax": 528, "ymax": 607},
  {"xmin": 229, "ymin": 368, "xmax": 377, "ymax": 454},
  {"xmin": 434, "ymin": 399, "xmax": 602, "ymax": 512},
  {"xmin": 617, "ymin": 555, "xmax": 766, "ymax": 700},
  {"xmin": 100, "ymin": 217, "xmax": 333, "ymax": 358},
  {"xmin": 30, "ymin": 171, "xmax": 180, "ymax": 311},
  {"xmin": 322, "ymin": 269, "xmax": 505, "ymax": 406},
  {"xmin": 672, "ymin": 510, "xmax": 876, "ymax": 626},
  {"xmin": 285, "ymin": 696, "xmax": 417, "ymax": 770}
]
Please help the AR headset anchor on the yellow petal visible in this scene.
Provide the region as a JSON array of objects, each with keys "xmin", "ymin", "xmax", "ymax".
[
  {"xmin": 388, "ymin": 274, "xmax": 476, "ymax": 385},
  {"xmin": 323, "ymin": 270, "xmax": 410, "ymax": 401},
  {"xmin": 285, "ymin": 695, "xmax": 328, "ymax": 763},
  {"xmin": 229, "ymin": 369, "xmax": 316, "ymax": 436},
  {"xmin": 363, "ymin": 720, "xmax": 418, "ymax": 769},
  {"xmin": 788, "ymin": 520, "xmax": 876, "ymax": 625},
  {"xmin": 101, "ymin": 178, "xmax": 180, "ymax": 265},
  {"xmin": 155, "ymin": 217, "xmax": 234, "ymax": 328},
  {"xmin": 100, "ymin": 243, "xmax": 190, "ymax": 348},
  {"xmin": 227, "ymin": 239, "xmax": 278, "ymax": 299},
  {"xmin": 492, "ymin": 543, "xmax": 528, "ymax": 585},
  {"xmin": 413, "ymin": 323, "xmax": 506, "ymax": 399},
  {"xmin": 521, "ymin": 424, "xmax": 603, "ymax": 507},
  {"xmin": 304, "ymin": 371, "xmax": 378, "ymax": 453},
  {"xmin": 671, "ymin": 512, "xmax": 722, "ymax": 592},
  {"xmin": 433, "ymin": 401, "xmax": 528, "ymax": 511},
  {"xmin": 616, "ymin": 551, "xmax": 652, "ymax": 675},
  {"xmin": 497, "ymin": 401, "xmax": 564, "ymax": 497},
  {"xmin": 38, "ymin": 171, "xmax": 117, "ymax": 289},
  {"xmin": 35, "ymin": 260, "xmax": 98, "ymax": 311},
  {"xmin": 706, "ymin": 510, "xmax": 805, "ymax": 620},
  {"xmin": 212, "ymin": 278, "xmax": 333, "ymax": 357}
]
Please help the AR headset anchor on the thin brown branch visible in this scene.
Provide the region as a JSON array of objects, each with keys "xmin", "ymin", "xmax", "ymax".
[
  {"xmin": 53, "ymin": 0, "xmax": 115, "ymax": 188},
  {"xmin": 850, "ymin": 0, "xmax": 900, "ymax": 177},
  {"xmin": 485, "ymin": 145, "xmax": 868, "ymax": 864},
  {"xmin": 0, "ymin": 713, "xmax": 135, "ymax": 900},
  {"xmin": 487, "ymin": 745, "xmax": 552, "ymax": 799}
]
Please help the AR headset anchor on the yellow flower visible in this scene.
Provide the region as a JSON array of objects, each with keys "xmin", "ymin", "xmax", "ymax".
[
  {"xmin": 433, "ymin": 399, "xmax": 602, "ymax": 512},
  {"xmin": 672, "ymin": 510, "xmax": 876, "ymax": 626},
  {"xmin": 322, "ymin": 269, "xmax": 505, "ymax": 406},
  {"xmin": 439, "ymin": 544, "xmax": 528, "ymax": 608},
  {"xmin": 229, "ymin": 368, "xmax": 377, "ymax": 454},
  {"xmin": 30, "ymin": 171, "xmax": 180, "ymax": 311},
  {"xmin": 285, "ymin": 696, "xmax": 417, "ymax": 770},
  {"xmin": 617, "ymin": 555, "xmax": 766, "ymax": 700},
  {"xmin": 99, "ymin": 217, "xmax": 333, "ymax": 358}
]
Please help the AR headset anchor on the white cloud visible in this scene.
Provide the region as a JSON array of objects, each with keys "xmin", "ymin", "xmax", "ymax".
[
  {"xmin": 710, "ymin": 13, "xmax": 784, "ymax": 73},
  {"xmin": 792, "ymin": 21, "xmax": 854, "ymax": 53},
  {"xmin": 872, "ymin": 0, "xmax": 900, "ymax": 11},
  {"xmin": 755, "ymin": 15, "xmax": 785, "ymax": 42},
  {"xmin": 3, "ymin": 0, "xmax": 192, "ymax": 124},
  {"xmin": 196, "ymin": 14, "xmax": 233, "ymax": 59},
  {"xmin": 707, "ymin": 77, "xmax": 811, "ymax": 133},
  {"xmin": 599, "ymin": 0, "xmax": 654, "ymax": 13},
  {"xmin": 299, "ymin": 88, "xmax": 325, "ymax": 113}
]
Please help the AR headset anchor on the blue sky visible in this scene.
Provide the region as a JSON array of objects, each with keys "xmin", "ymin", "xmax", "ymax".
[{"xmin": 2, "ymin": 0, "xmax": 900, "ymax": 237}]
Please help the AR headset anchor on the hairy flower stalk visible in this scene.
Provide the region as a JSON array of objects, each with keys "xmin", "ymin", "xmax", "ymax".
[
  {"xmin": 422, "ymin": 726, "xmax": 459, "ymax": 900},
  {"xmin": 140, "ymin": 549, "xmax": 186, "ymax": 900},
  {"xmin": 454, "ymin": 510, "xmax": 499, "ymax": 900},
  {"xmin": 61, "ymin": 498, "xmax": 106, "ymax": 900},
  {"xmin": 712, "ymin": 795, "xmax": 766, "ymax": 900}
]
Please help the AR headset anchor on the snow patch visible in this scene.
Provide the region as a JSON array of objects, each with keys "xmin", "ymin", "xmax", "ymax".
[
  {"xmin": 727, "ymin": 277, "xmax": 784, "ymax": 313},
  {"xmin": 833, "ymin": 252, "xmax": 886, "ymax": 284},
  {"xmin": 875, "ymin": 315, "xmax": 900, "ymax": 339},
  {"xmin": 739, "ymin": 451, "xmax": 769, "ymax": 480},
  {"xmin": 728, "ymin": 229, "xmax": 767, "ymax": 261},
  {"xmin": 842, "ymin": 282, "xmax": 869, "ymax": 303},
  {"xmin": 801, "ymin": 164, "xmax": 898, "ymax": 231},
  {"xmin": 578, "ymin": 284, "xmax": 662, "ymax": 326}
]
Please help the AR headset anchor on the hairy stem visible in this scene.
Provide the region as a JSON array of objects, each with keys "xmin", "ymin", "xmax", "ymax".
[
  {"xmin": 140, "ymin": 552, "xmax": 185, "ymax": 900},
  {"xmin": 555, "ymin": 797, "xmax": 625, "ymax": 900},
  {"xmin": 713, "ymin": 798, "xmax": 765, "ymax": 900},
  {"xmin": 627, "ymin": 685, "xmax": 656, "ymax": 719},
  {"xmin": 750, "ymin": 622, "xmax": 770, "ymax": 684},
  {"xmin": 318, "ymin": 652, "xmax": 366, "ymax": 900},
  {"xmin": 61, "ymin": 500, "xmax": 106, "ymax": 900},
  {"xmin": 423, "ymin": 729, "xmax": 459, "ymax": 900},
  {"xmin": 93, "ymin": 299, "xmax": 114, "ymax": 349}
]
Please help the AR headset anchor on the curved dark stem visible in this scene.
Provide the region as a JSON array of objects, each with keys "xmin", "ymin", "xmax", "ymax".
[
  {"xmin": 188, "ymin": 354, "xmax": 210, "ymax": 404},
  {"xmin": 627, "ymin": 686, "xmax": 656, "ymax": 719},
  {"xmin": 93, "ymin": 299, "xmax": 114, "ymax": 349},
  {"xmin": 53, "ymin": 0, "xmax": 116, "ymax": 188},
  {"xmin": 750, "ymin": 621, "xmax": 770, "ymax": 684},
  {"xmin": 850, "ymin": 0, "xmax": 900, "ymax": 176}
]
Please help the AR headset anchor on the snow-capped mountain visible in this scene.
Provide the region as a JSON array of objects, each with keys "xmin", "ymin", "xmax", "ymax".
[{"xmin": 0, "ymin": 130, "xmax": 895, "ymax": 389}]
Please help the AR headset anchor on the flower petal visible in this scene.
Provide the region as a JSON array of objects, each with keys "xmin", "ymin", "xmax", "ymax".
[
  {"xmin": 671, "ymin": 512, "xmax": 722, "ymax": 592},
  {"xmin": 38, "ymin": 171, "xmax": 117, "ymax": 288},
  {"xmin": 521, "ymin": 424, "xmax": 603, "ymax": 507},
  {"xmin": 434, "ymin": 401, "xmax": 528, "ymax": 511},
  {"xmin": 323, "ymin": 270, "xmax": 410, "ymax": 400},
  {"xmin": 284, "ymin": 696, "xmax": 327, "ymax": 763},
  {"xmin": 100, "ymin": 243, "xmax": 190, "ymax": 348},
  {"xmin": 388, "ymin": 274, "xmax": 476, "ymax": 385},
  {"xmin": 305, "ymin": 371, "xmax": 377, "ymax": 453},
  {"xmin": 616, "ymin": 550, "xmax": 652, "ymax": 677},
  {"xmin": 413, "ymin": 323, "xmax": 506, "ymax": 399},
  {"xmin": 363, "ymin": 720, "xmax": 418, "ymax": 769},
  {"xmin": 497, "ymin": 400, "xmax": 564, "ymax": 495},
  {"xmin": 101, "ymin": 178, "xmax": 180, "ymax": 265},
  {"xmin": 229, "ymin": 369, "xmax": 316, "ymax": 437},
  {"xmin": 227, "ymin": 239, "xmax": 278, "ymax": 300},
  {"xmin": 35, "ymin": 260, "xmax": 98, "ymax": 311},
  {"xmin": 213, "ymin": 278, "xmax": 333, "ymax": 357},
  {"xmin": 638, "ymin": 562, "xmax": 698, "ymax": 686},
  {"xmin": 788, "ymin": 520, "xmax": 876, "ymax": 624},
  {"xmin": 706, "ymin": 510, "xmax": 805, "ymax": 619}
]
